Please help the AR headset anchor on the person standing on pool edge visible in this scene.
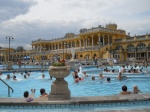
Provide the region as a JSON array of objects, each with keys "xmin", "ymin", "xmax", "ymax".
[{"xmin": 18, "ymin": 60, "xmax": 22, "ymax": 69}]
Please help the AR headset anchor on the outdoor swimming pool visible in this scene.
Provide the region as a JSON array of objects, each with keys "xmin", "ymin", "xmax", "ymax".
[{"xmin": 0, "ymin": 66, "xmax": 150, "ymax": 98}]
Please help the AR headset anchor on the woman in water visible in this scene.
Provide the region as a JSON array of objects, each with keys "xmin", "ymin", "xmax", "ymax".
[{"xmin": 132, "ymin": 85, "xmax": 141, "ymax": 94}]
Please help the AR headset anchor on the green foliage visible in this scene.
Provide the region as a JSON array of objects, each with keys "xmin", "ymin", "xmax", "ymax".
[{"xmin": 52, "ymin": 62, "xmax": 66, "ymax": 66}]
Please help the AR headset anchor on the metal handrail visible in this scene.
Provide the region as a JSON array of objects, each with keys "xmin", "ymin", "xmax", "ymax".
[{"xmin": 0, "ymin": 78, "xmax": 14, "ymax": 97}]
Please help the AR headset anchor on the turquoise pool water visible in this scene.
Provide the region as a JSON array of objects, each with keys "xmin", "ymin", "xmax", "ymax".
[{"xmin": 0, "ymin": 66, "xmax": 150, "ymax": 98}]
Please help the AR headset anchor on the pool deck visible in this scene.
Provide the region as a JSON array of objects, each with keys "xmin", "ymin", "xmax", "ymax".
[{"xmin": 0, "ymin": 93, "xmax": 150, "ymax": 111}]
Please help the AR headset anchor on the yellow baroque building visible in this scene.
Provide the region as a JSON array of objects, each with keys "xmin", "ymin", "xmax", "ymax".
[
  {"xmin": 0, "ymin": 48, "xmax": 32, "ymax": 63},
  {"xmin": 31, "ymin": 24, "xmax": 126, "ymax": 60},
  {"xmin": 31, "ymin": 23, "xmax": 150, "ymax": 62},
  {"xmin": 1, "ymin": 23, "xmax": 149, "ymax": 63}
]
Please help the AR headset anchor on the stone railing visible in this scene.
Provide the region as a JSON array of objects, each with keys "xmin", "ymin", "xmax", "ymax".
[
  {"xmin": 32, "ymin": 35, "xmax": 79, "ymax": 44},
  {"xmin": 80, "ymin": 27, "xmax": 126, "ymax": 35},
  {"xmin": 114, "ymin": 35, "xmax": 150, "ymax": 43},
  {"xmin": 37, "ymin": 45, "xmax": 106, "ymax": 55}
]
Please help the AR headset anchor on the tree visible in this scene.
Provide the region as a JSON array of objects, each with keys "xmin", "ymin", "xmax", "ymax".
[
  {"xmin": 16, "ymin": 46, "xmax": 25, "ymax": 61},
  {"xmin": 16, "ymin": 46, "xmax": 24, "ymax": 52}
]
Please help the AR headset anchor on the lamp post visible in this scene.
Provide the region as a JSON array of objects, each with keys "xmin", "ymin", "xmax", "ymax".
[
  {"xmin": 97, "ymin": 41, "xmax": 102, "ymax": 59},
  {"xmin": 6, "ymin": 36, "xmax": 14, "ymax": 61}
]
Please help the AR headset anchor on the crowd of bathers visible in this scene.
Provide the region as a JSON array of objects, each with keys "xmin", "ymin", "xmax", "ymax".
[
  {"xmin": 24, "ymin": 88, "xmax": 48, "ymax": 102},
  {"xmin": 0, "ymin": 70, "xmax": 52, "ymax": 102},
  {"xmin": 72, "ymin": 65, "xmax": 142, "ymax": 95},
  {"xmin": 0, "ymin": 70, "xmax": 53, "ymax": 81}
]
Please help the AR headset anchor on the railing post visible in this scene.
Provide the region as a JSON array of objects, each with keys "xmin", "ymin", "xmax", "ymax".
[{"xmin": 8, "ymin": 87, "xmax": 10, "ymax": 97}]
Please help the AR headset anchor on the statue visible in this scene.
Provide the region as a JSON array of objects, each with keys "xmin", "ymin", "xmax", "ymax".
[{"xmin": 71, "ymin": 48, "xmax": 75, "ymax": 61}]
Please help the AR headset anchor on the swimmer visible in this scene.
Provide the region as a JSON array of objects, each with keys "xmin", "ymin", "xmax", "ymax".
[
  {"xmin": 117, "ymin": 72, "xmax": 127, "ymax": 80},
  {"xmin": 6, "ymin": 74, "xmax": 10, "ymax": 80},
  {"xmin": 132, "ymin": 85, "xmax": 141, "ymax": 94},
  {"xmin": 0, "ymin": 72, "xmax": 2, "ymax": 76},
  {"xmin": 92, "ymin": 76, "xmax": 95, "ymax": 80},
  {"xmin": 107, "ymin": 77, "xmax": 111, "ymax": 82},
  {"xmin": 13, "ymin": 76, "xmax": 17, "ymax": 81},
  {"xmin": 42, "ymin": 74, "xmax": 45, "ymax": 78},
  {"xmin": 24, "ymin": 75, "xmax": 27, "ymax": 79},
  {"xmin": 83, "ymin": 72, "xmax": 88, "ymax": 77},
  {"xmin": 120, "ymin": 85, "xmax": 131, "ymax": 95},
  {"xmin": 39, "ymin": 88, "xmax": 48, "ymax": 98},
  {"xmin": 99, "ymin": 73, "xmax": 104, "ymax": 79}
]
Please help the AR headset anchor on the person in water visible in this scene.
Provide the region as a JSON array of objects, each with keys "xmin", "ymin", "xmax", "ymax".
[
  {"xmin": 13, "ymin": 76, "xmax": 17, "ymax": 81},
  {"xmin": 132, "ymin": 85, "xmax": 141, "ymax": 94},
  {"xmin": 6, "ymin": 74, "xmax": 10, "ymax": 80},
  {"xmin": 73, "ymin": 70, "xmax": 83, "ymax": 82},
  {"xmin": 92, "ymin": 76, "xmax": 95, "ymax": 80},
  {"xmin": 117, "ymin": 72, "xmax": 127, "ymax": 80},
  {"xmin": 107, "ymin": 77, "xmax": 111, "ymax": 82},
  {"xmin": 83, "ymin": 71, "xmax": 88, "ymax": 77},
  {"xmin": 0, "ymin": 72, "xmax": 2, "ymax": 76},
  {"xmin": 99, "ymin": 73, "xmax": 104, "ymax": 79},
  {"xmin": 39, "ymin": 88, "xmax": 48, "ymax": 98},
  {"xmin": 42, "ymin": 74, "xmax": 45, "ymax": 78},
  {"xmin": 24, "ymin": 75, "xmax": 27, "ymax": 79},
  {"xmin": 24, "ymin": 89, "xmax": 35, "ymax": 102},
  {"xmin": 120, "ymin": 85, "xmax": 131, "ymax": 95}
]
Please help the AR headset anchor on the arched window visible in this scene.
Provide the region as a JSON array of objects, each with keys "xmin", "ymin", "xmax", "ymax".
[
  {"xmin": 115, "ymin": 45, "xmax": 121, "ymax": 50},
  {"xmin": 126, "ymin": 44, "xmax": 134, "ymax": 52},
  {"xmin": 137, "ymin": 43, "xmax": 146, "ymax": 48},
  {"xmin": 136, "ymin": 43, "xmax": 146, "ymax": 51}
]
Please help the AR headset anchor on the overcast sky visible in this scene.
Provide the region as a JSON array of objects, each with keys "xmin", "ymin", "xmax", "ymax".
[{"xmin": 0, "ymin": 0, "xmax": 150, "ymax": 50}]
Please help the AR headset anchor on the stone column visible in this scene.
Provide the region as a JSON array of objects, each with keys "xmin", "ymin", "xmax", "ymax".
[
  {"xmin": 61, "ymin": 42, "xmax": 63, "ymax": 49},
  {"xmin": 74, "ymin": 41, "xmax": 76, "ymax": 47},
  {"xmin": 135, "ymin": 48, "xmax": 137, "ymax": 60},
  {"xmin": 108, "ymin": 36, "xmax": 110, "ymax": 44},
  {"xmin": 98, "ymin": 34, "xmax": 100, "ymax": 42},
  {"xmin": 147, "ymin": 47, "xmax": 149, "ymax": 61},
  {"xmin": 55, "ymin": 44, "xmax": 56, "ymax": 50},
  {"xmin": 49, "ymin": 45, "xmax": 50, "ymax": 50},
  {"xmin": 80, "ymin": 40, "xmax": 81, "ymax": 48},
  {"xmin": 83, "ymin": 39, "xmax": 85, "ymax": 48},
  {"xmin": 103, "ymin": 36, "xmax": 105, "ymax": 45},
  {"xmin": 91, "ymin": 35, "xmax": 93, "ymax": 50},
  {"xmin": 70, "ymin": 42, "xmax": 72, "ymax": 48}
]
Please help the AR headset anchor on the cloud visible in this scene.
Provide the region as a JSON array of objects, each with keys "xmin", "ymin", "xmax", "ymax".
[
  {"xmin": 0, "ymin": 0, "xmax": 37, "ymax": 22},
  {"xmin": 0, "ymin": 19, "xmax": 83, "ymax": 49},
  {"xmin": 0, "ymin": 0, "xmax": 150, "ymax": 49}
]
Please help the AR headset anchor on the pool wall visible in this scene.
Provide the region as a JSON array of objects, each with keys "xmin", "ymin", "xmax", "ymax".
[{"xmin": 0, "ymin": 93, "xmax": 150, "ymax": 111}]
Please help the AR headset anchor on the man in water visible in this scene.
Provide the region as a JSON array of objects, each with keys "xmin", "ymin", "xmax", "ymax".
[
  {"xmin": 39, "ymin": 88, "xmax": 48, "ymax": 98},
  {"xmin": 6, "ymin": 74, "xmax": 10, "ymax": 80},
  {"xmin": 13, "ymin": 76, "xmax": 17, "ymax": 81},
  {"xmin": 120, "ymin": 85, "xmax": 131, "ymax": 95},
  {"xmin": 117, "ymin": 72, "xmax": 127, "ymax": 80}
]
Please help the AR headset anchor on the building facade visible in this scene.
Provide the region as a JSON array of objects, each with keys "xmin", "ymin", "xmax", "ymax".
[
  {"xmin": 2, "ymin": 23, "xmax": 149, "ymax": 63},
  {"xmin": 31, "ymin": 23, "xmax": 128, "ymax": 61},
  {"xmin": 31, "ymin": 23, "xmax": 150, "ymax": 62}
]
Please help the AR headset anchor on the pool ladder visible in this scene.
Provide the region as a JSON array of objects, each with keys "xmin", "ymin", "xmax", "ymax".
[{"xmin": 0, "ymin": 78, "xmax": 14, "ymax": 97}]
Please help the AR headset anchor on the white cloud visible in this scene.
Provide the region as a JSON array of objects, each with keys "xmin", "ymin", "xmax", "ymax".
[{"xmin": 0, "ymin": 0, "xmax": 150, "ymax": 49}]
